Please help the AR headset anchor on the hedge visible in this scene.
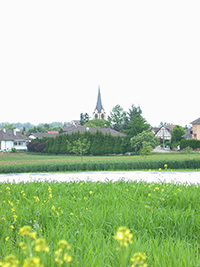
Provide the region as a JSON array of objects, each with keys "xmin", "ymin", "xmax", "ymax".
[{"xmin": 1, "ymin": 158, "xmax": 200, "ymax": 174}]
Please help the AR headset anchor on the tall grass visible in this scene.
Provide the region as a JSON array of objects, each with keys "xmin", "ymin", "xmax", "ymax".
[{"xmin": 0, "ymin": 179, "xmax": 199, "ymax": 266}]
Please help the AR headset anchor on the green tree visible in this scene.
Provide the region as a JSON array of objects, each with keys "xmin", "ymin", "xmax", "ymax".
[
  {"xmin": 125, "ymin": 105, "xmax": 150, "ymax": 137},
  {"xmin": 139, "ymin": 141, "xmax": 153, "ymax": 156},
  {"xmin": 130, "ymin": 130, "xmax": 160, "ymax": 153},
  {"xmin": 84, "ymin": 119, "xmax": 108, "ymax": 128},
  {"xmin": 171, "ymin": 125, "xmax": 185, "ymax": 145},
  {"xmin": 71, "ymin": 137, "xmax": 90, "ymax": 160},
  {"xmin": 107, "ymin": 105, "xmax": 127, "ymax": 132}
]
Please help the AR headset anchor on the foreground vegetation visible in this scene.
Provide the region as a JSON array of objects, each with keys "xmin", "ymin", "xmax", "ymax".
[
  {"xmin": 0, "ymin": 180, "xmax": 199, "ymax": 266},
  {"xmin": 1, "ymin": 152, "xmax": 200, "ymax": 173}
]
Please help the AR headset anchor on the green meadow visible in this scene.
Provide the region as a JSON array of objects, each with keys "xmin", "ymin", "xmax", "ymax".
[
  {"xmin": 1, "ymin": 152, "xmax": 200, "ymax": 173},
  {"xmin": 0, "ymin": 180, "xmax": 199, "ymax": 266}
]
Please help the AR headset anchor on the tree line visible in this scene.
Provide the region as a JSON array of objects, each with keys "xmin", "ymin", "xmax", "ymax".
[{"xmin": 27, "ymin": 131, "xmax": 132, "ymax": 155}]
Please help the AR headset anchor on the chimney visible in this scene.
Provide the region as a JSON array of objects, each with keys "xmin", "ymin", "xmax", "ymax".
[
  {"xmin": 13, "ymin": 128, "xmax": 17, "ymax": 136},
  {"xmin": 3, "ymin": 128, "xmax": 6, "ymax": 133}
]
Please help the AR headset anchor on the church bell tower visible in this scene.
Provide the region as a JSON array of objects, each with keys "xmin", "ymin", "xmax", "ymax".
[{"xmin": 93, "ymin": 86, "xmax": 106, "ymax": 119}]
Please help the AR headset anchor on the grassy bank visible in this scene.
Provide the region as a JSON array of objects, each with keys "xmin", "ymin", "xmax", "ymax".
[
  {"xmin": 0, "ymin": 180, "xmax": 199, "ymax": 266},
  {"xmin": 0, "ymin": 152, "xmax": 200, "ymax": 173}
]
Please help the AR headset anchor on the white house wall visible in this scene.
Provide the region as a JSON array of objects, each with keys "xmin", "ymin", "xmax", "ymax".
[
  {"xmin": 155, "ymin": 128, "xmax": 171, "ymax": 140},
  {"xmin": 0, "ymin": 140, "xmax": 28, "ymax": 151},
  {"xmin": 1, "ymin": 140, "xmax": 14, "ymax": 151}
]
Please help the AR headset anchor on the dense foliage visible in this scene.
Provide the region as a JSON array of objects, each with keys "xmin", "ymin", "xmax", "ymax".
[
  {"xmin": 180, "ymin": 139, "xmax": 200, "ymax": 150},
  {"xmin": 27, "ymin": 131, "xmax": 132, "ymax": 155}
]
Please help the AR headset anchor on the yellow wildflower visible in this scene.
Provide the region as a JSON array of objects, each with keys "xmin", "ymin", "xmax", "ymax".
[
  {"xmin": 0, "ymin": 254, "xmax": 19, "ymax": 267},
  {"xmin": 114, "ymin": 226, "xmax": 133, "ymax": 247},
  {"xmin": 8, "ymin": 200, "xmax": 14, "ymax": 206},
  {"xmin": 130, "ymin": 252, "xmax": 147, "ymax": 267},
  {"xmin": 22, "ymin": 257, "xmax": 42, "ymax": 267},
  {"xmin": 51, "ymin": 205, "xmax": 56, "ymax": 211},
  {"xmin": 70, "ymin": 213, "xmax": 73, "ymax": 216},
  {"xmin": 34, "ymin": 238, "xmax": 49, "ymax": 252},
  {"xmin": 19, "ymin": 226, "xmax": 31, "ymax": 236},
  {"xmin": 58, "ymin": 240, "xmax": 70, "ymax": 249},
  {"xmin": 33, "ymin": 196, "xmax": 40, "ymax": 202},
  {"xmin": 89, "ymin": 191, "xmax": 93, "ymax": 195},
  {"xmin": 27, "ymin": 231, "xmax": 37, "ymax": 240},
  {"xmin": 5, "ymin": 237, "xmax": 9, "ymax": 241},
  {"xmin": 6, "ymin": 186, "xmax": 10, "ymax": 190},
  {"xmin": 63, "ymin": 253, "xmax": 72, "ymax": 262},
  {"xmin": 164, "ymin": 164, "xmax": 168, "ymax": 168},
  {"xmin": 158, "ymin": 168, "xmax": 162, "ymax": 171},
  {"xmin": 148, "ymin": 193, "xmax": 151, "ymax": 197},
  {"xmin": 10, "ymin": 225, "xmax": 14, "ymax": 230}
]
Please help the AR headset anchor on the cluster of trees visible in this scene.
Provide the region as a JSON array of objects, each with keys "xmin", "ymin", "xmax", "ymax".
[
  {"xmin": 28, "ymin": 131, "xmax": 132, "ymax": 155},
  {"xmin": 0, "ymin": 122, "xmax": 63, "ymax": 135}
]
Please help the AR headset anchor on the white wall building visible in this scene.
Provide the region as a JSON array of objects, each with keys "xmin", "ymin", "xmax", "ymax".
[{"xmin": 0, "ymin": 128, "xmax": 30, "ymax": 151}]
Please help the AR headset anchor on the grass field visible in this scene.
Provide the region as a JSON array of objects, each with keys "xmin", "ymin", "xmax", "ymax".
[
  {"xmin": 0, "ymin": 180, "xmax": 199, "ymax": 266},
  {"xmin": 1, "ymin": 152, "xmax": 200, "ymax": 173},
  {"xmin": 1, "ymin": 152, "xmax": 200, "ymax": 165}
]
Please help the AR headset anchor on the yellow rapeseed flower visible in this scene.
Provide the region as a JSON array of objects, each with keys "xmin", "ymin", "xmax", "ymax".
[
  {"xmin": 34, "ymin": 238, "xmax": 49, "ymax": 252},
  {"xmin": 0, "ymin": 254, "xmax": 19, "ymax": 267},
  {"xmin": 27, "ymin": 231, "xmax": 37, "ymax": 240},
  {"xmin": 130, "ymin": 252, "xmax": 147, "ymax": 267},
  {"xmin": 114, "ymin": 227, "xmax": 133, "ymax": 247},
  {"xmin": 51, "ymin": 205, "xmax": 56, "ymax": 211},
  {"xmin": 22, "ymin": 257, "xmax": 42, "ymax": 267},
  {"xmin": 19, "ymin": 226, "xmax": 31, "ymax": 236},
  {"xmin": 33, "ymin": 196, "xmax": 40, "ymax": 202}
]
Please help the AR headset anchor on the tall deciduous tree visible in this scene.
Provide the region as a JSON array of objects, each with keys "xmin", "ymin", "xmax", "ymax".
[
  {"xmin": 171, "ymin": 125, "xmax": 185, "ymax": 145},
  {"xmin": 107, "ymin": 105, "xmax": 127, "ymax": 132},
  {"xmin": 130, "ymin": 130, "xmax": 160, "ymax": 153}
]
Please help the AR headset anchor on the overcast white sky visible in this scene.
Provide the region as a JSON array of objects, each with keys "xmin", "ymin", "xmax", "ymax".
[{"xmin": 0, "ymin": 1, "xmax": 200, "ymax": 127}]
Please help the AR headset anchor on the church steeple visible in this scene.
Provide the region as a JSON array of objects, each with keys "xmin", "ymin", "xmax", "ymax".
[
  {"xmin": 93, "ymin": 86, "xmax": 106, "ymax": 119},
  {"xmin": 96, "ymin": 86, "xmax": 103, "ymax": 113}
]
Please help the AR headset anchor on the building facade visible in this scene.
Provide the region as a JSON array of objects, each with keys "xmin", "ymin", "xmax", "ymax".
[
  {"xmin": 93, "ymin": 86, "xmax": 106, "ymax": 119},
  {"xmin": 0, "ymin": 128, "xmax": 30, "ymax": 151},
  {"xmin": 191, "ymin": 118, "xmax": 200, "ymax": 140}
]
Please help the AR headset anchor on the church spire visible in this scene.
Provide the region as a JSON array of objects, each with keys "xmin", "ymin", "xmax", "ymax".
[
  {"xmin": 93, "ymin": 86, "xmax": 106, "ymax": 119},
  {"xmin": 96, "ymin": 86, "xmax": 103, "ymax": 113}
]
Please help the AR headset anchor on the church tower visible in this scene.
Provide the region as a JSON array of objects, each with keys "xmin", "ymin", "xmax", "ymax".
[{"xmin": 93, "ymin": 86, "xmax": 106, "ymax": 119}]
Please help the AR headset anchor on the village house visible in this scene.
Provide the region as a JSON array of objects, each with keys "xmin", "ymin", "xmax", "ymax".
[
  {"xmin": 190, "ymin": 118, "xmax": 200, "ymax": 140},
  {"xmin": 153, "ymin": 124, "xmax": 176, "ymax": 144},
  {"xmin": 0, "ymin": 128, "xmax": 30, "ymax": 151}
]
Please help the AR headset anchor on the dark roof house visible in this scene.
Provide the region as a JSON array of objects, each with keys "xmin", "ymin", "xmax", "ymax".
[
  {"xmin": 62, "ymin": 124, "xmax": 127, "ymax": 137},
  {"xmin": 0, "ymin": 128, "xmax": 30, "ymax": 151}
]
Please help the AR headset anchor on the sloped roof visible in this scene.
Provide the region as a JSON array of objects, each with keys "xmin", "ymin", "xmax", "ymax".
[
  {"xmin": 0, "ymin": 129, "xmax": 30, "ymax": 141},
  {"xmin": 182, "ymin": 128, "xmax": 193, "ymax": 139},
  {"xmin": 29, "ymin": 133, "xmax": 59, "ymax": 139},
  {"xmin": 191, "ymin": 118, "xmax": 200, "ymax": 124},
  {"xmin": 62, "ymin": 124, "xmax": 127, "ymax": 137}
]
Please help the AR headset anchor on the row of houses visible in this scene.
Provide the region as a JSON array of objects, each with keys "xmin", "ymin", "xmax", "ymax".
[
  {"xmin": 0, "ymin": 118, "xmax": 200, "ymax": 152},
  {"xmin": 0, "ymin": 122, "xmax": 127, "ymax": 152}
]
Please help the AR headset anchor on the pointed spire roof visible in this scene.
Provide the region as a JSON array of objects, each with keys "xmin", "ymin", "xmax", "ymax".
[{"xmin": 96, "ymin": 86, "xmax": 103, "ymax": 113}]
